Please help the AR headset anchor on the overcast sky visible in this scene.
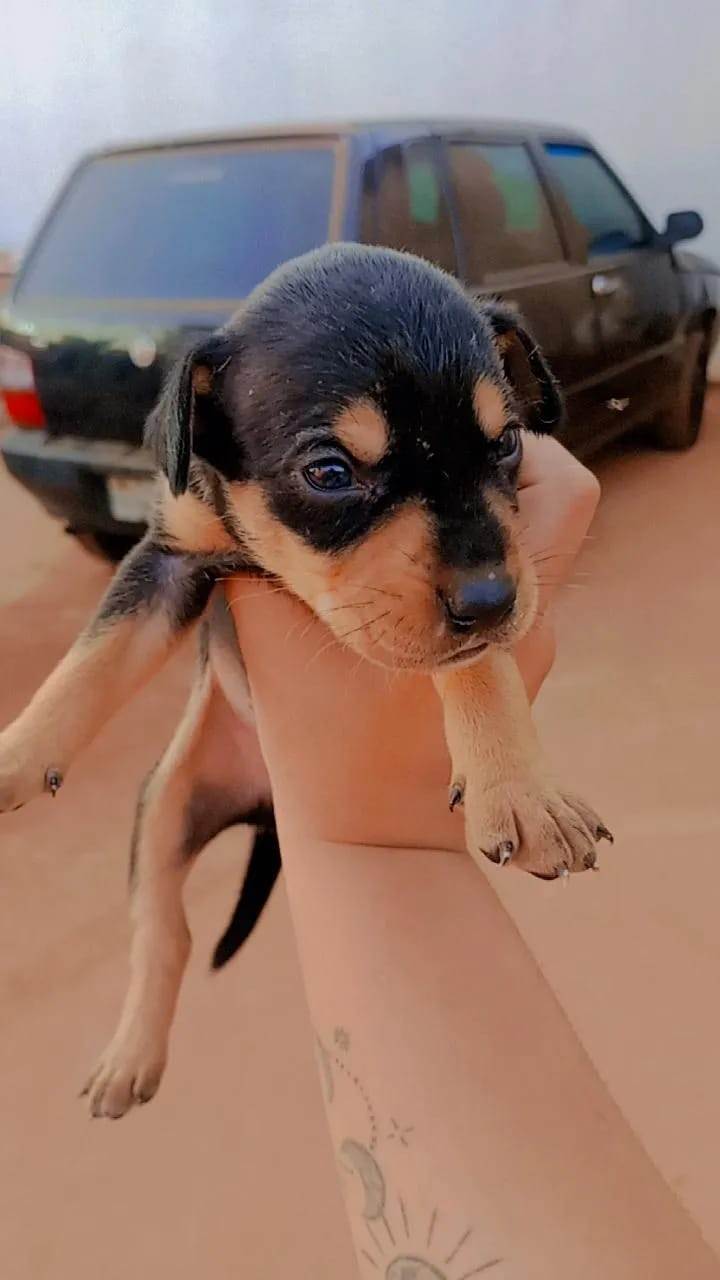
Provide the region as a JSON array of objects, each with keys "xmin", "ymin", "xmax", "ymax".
[{"xmin": 2, "ymin": 0, "xmax": 719, "ymax": 263}]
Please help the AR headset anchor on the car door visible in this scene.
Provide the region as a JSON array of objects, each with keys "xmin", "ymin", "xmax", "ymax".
[
  {"xmin": 441, "ymin": 133, "xmax": 608, "ymax": 451},
  {"xmin": 359, "ymin": 135, "xmax": 459, "ymax": 275},
  {"xmin": 541, "ymin": 140, "xmax": 683, "ymax": 432}
]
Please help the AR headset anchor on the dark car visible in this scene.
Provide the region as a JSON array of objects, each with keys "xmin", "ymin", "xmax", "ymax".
[{"xmin": 1, "ymin": 119, "xmax": 717, "ymax": 559}]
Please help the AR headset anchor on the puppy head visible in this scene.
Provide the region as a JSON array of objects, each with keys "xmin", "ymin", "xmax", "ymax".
[{"xmin": 148, "ymin": 245, "xmax": 562, "ymax": 670}]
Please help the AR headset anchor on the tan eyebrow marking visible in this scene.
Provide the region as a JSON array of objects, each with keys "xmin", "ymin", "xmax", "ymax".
[
  {"xmin": 192, "ymin": 365, "xmax": 213, "ymax": 395},
  {"xmin": 473, "ymin": 378, "xmax": 510, "ymax": 440},
  {"xmin": 332, "ymin": 399, "xmax": 389, "ymax": 464}
]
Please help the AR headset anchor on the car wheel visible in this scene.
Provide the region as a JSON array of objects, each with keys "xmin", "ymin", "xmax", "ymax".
[
  {"xmin": 71, "ymin": 530, "xmax": 136, "ymax": 563},
  {"xmin": 654, "ymin": 330, "xmax": 710, "ymax": 450}
]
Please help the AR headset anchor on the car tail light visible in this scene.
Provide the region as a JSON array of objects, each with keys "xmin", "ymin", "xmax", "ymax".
[{"xmin": 0, "ymin": 344, "xmax": 46, "ymax": 428}]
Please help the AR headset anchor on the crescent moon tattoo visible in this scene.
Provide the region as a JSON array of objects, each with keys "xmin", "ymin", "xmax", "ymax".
[{"xmin": 340, "ymin": 1138, "xmax": 386, "ymax": 1221}]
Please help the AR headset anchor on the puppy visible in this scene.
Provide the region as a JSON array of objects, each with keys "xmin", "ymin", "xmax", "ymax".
[{"xmin": 0, "ymin": 244, "xmax": 611, "ymax": 1118}]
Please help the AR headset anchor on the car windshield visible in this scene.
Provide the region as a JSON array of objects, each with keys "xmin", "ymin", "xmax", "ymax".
[{"xmin": 16, "ymin": 143, "xmax": 337, "ymax": 301}]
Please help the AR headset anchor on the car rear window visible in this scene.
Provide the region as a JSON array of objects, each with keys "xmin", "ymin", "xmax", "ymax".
[{"xmin": 16, "ymin": 143, "xmax": 337, "ymax": 301}]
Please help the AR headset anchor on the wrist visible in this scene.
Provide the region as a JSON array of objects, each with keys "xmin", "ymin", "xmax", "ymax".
[{"xmin": 514, "ymin": 615, "xmax": 557, "ymax": 702}]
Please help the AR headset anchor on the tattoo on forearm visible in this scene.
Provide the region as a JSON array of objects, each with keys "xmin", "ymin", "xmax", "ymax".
[{"xmin": 315, "ymin": 1027, "xmax": 504, "ymax": 1279}]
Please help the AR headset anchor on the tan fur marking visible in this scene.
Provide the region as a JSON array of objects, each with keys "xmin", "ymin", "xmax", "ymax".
[
  {"xmin": 229, "ymin": 484, "xmax": 447, "ymax": 667},
  {"xmin": 229, "ymin": 480, "xmax": 537, "ymax": 667},
  {"xmin": 322, "ymin": 502, "xmax": 440, "ymax": 664},
  {"xmin": 332, "ymin": 399, "xmax": 389, "ymax": 464},
  {"xmin": 160, "ymin": 481, "xmax": 236, "ymax": 553},
  {"xmin": 192, "ymin": 365, "xmax": 213, "ymax": 395},
  {"xmin": 435, "ymin": 650, "xmax": 607, "ymax": 878},
  {"xmin": 473, "ymin": 378, "xmax": 510, "ymax": 440},
  {"xmin": 0, "ymin": 610, "xmax": 176, "ymax": 810},
  {"xmin": 435, "ymin": 649, "xmax": 543, "ymax": 790},
  {"xmin": 231, "ymin": 482, "xmax": 334, "ymax": 606}
]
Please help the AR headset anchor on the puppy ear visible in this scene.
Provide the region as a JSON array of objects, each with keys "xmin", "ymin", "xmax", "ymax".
[
  {"xmin": 145, "ymin": 333, "xmax": 238, "ymax": 496},
  {"xmin": 482, "ymin": 301, "xmax": 563, "ymax": 434}
]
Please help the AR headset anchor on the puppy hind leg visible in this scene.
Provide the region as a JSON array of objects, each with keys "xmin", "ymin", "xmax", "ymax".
[
  {"xmin": 82, "ymin": 660, "xmax": 265, "ymax": 1119},
  {"xmin": 83, "ymin": 763, "xmax": 197, "ymax": 1117}
]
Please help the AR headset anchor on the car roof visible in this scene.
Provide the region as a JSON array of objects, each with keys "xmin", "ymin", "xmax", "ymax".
[{"xmin": 88, "ymin": 117, "xmax": 590, "ymax": 161}]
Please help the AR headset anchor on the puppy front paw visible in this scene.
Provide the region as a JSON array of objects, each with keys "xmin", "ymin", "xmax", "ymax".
[
  {"xmin": 0, "ymin": 728, "xmax": 62, "ymax": 813},
  {"xmin": 453, "ymin": 774, "xmax": 612, "ymax": 879}
]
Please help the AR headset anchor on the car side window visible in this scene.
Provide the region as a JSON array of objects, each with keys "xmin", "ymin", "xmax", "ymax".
[
  {"xmin": 544, "ymin": 143, "xmax": 648, "ymax": 256},
  {"xmin": 360, "ymin": 142, "xmax": 457, "ymax": 273},
  {"xmin": 447, "ymin": 142, "xmax": 562, "ymax": 280}
]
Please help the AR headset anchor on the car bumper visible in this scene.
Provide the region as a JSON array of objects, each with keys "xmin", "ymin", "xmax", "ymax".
[{"xmin": 0, "ymin": 428, "xmax": 156, "ymax": 535}]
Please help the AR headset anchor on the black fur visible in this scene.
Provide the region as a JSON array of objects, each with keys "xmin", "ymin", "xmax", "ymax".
[
  {"xmin": 137, "ymin": 245, "xmax": 564, "ymax": 958},
  {"xmin": 181, "ymin": 792, "xmax": 280, "ymax": 964},
  {"xmin": 91, "ymin": 538, "xmax": 217, "ymax": 631},
  {"xmin": 181, "ymin": 784, "xmax": 254, "ymax": 861},
  {"xmin": 211, "ymin": 812, "xmax": 280, "ymax": 970},
  {"xmin": 145, "ymin": 332, "xmax": 242, "ymax": 496},
  {"xmin": 485, "ymin": 298, "xmax": 564, "ymax": 433}
]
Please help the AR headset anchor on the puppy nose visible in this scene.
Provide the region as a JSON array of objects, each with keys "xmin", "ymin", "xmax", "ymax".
[{"xmin": 442, "ymin": 568, "xmax": 517, "ymax": 632}]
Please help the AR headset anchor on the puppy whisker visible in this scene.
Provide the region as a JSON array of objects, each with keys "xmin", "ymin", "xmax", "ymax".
[
  {"xmin": 528, "ymin": 551, "xmax": 572, "ymax": 568},
  {"xmin": 320, "ymin": 600, "xmax": 377, "ymax": 614},
  {"xmin": 397, "ymin": 547, "xmax": 422, "ymax": 568},
  {"xmin": 363, "ymin": 585, "xmax": 404, "ymax": 600},
  {"xmin": 225, "ymin": 585, "xmax": 290, "ymax": 605},
  {"xmin": 301, "ymin": 610, "xmax": 391, "ymax": 675},
  {"xmin": 336, "ymin": 611, "xmax": 392, "ymax": 643}
]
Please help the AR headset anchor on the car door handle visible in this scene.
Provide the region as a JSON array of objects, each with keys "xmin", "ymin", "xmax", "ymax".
[{"xmin": 592, "ymin": 273, "xmax": 621, "ymax": 297}]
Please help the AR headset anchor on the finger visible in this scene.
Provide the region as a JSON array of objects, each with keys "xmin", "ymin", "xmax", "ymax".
[
  {"xmin": 517, "ymin": 440, "xmax": 600, "ymax": 610},
  {"xmin": 519, "ymin": 433, "xmax": 599, "ymax": 502}
]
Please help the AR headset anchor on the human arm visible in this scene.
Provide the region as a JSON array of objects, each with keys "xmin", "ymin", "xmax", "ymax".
[{"xmin": 228, "ymin": 437, "xmax": 718, "ymax": 1278}]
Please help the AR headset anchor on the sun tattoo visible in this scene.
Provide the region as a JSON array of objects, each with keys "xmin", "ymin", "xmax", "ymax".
[{"xmin": 315, "ymin": 1029, "xmax": 506, "ymax": 1280}]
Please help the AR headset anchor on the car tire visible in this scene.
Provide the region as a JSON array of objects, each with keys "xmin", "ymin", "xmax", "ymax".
[
  {"xmin": 654, "ymin": 330, "xmax": 710, "ymax": 450},
  {"xmin": 71, "ymin": 530, "xmax": 136, "ymax": 563}
]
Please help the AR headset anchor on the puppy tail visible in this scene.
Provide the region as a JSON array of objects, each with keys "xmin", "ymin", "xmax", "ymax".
[{"xmin": 211, "ymin": 818, "xmax": 281, "ymax": 970}]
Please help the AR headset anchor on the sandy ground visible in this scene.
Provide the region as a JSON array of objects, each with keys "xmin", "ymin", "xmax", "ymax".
[{"xmin": 1, "ymin": 400, "xmax": 719, "ymax": 1277}]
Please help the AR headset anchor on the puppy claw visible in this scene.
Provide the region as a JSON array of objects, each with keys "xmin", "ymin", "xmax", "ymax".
[
  {"xmin": 481, "ymin": 839, "xmax": 516, "ymax": 867},
  {"xmin": 449, "ymin": 778, "xmax": 466, "ymax": 812},
  {"xmin": 597, "ymin": 824, "xmax": 614, "ymax": 844},
  {"xmin": 82, "ymin": 1045, "xmax": 166, "ymax": 1119},
  {"xmin": 498, "ymin": 840, "xmax": 515, "ymax": 867},
  {"xmin": 44, "ymin": 768, "xmax": 63, "ymax": 797},
  {"xmin": 462, "ymin": 780, "xmax": 612, "ymax": 881}
]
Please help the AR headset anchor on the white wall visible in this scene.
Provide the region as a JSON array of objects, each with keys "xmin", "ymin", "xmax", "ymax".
[{"xmin": 2, "ymin": 0, "xmax": 719, "ymax": 264}]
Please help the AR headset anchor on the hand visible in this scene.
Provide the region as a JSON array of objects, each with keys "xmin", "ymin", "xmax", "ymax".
[{"xmin": 227, "ymin": 435, "xmax": 600, "ymax": 856}]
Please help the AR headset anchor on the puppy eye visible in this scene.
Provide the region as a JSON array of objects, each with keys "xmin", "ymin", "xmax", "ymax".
[
  {"xmin": 494, "ymin": 425, "xmax": 522, "ymax": 465},
  {"xmin": 303, "ymin": 458, "xmax": 355, "ymax": 492}
]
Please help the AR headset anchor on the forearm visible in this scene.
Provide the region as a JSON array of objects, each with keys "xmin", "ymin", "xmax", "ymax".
[{"xmin": 279, "ymin": 828, "xmax": 719, "ymax": 1279}]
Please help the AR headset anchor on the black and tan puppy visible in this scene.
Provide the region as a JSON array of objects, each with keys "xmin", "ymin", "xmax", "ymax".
[{"xmin": 0, "ymin": 245, "xmax": 610, "ymax": 1118}]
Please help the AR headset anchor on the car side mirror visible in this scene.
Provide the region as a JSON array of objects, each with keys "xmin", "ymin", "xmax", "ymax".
[{"xmin": 658, "ymin": 209, "xmax": 703, "ymax": 247}]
